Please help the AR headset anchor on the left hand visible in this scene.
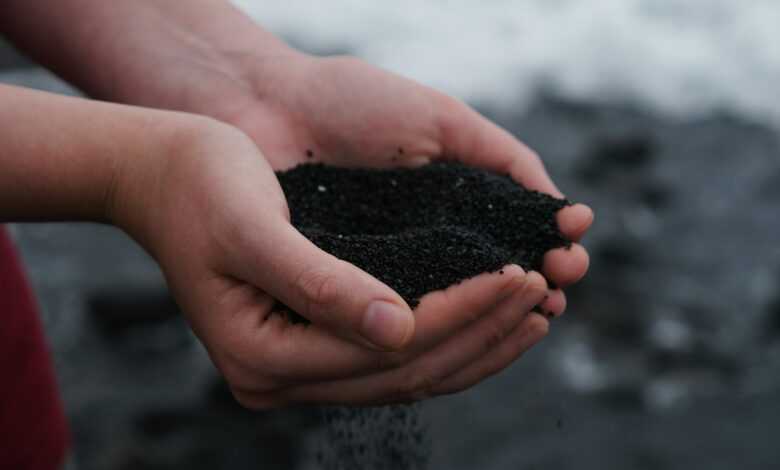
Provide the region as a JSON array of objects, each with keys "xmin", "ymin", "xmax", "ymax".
[
  {"xmin": 225, "ymin": 53, "xmax": 592, "ymax": 295},
  {"xmin": 208, "ymin": 53, "xmax": 593, "ymax": 403},
  {"xmin": 1, "ymin": 0, "xmax": 588, "ymax": 405}
]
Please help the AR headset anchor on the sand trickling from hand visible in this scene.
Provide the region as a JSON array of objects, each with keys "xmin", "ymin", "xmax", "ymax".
[{"xmin": 276, "ymin": 161, "xmax": 570, "ymax": 470}]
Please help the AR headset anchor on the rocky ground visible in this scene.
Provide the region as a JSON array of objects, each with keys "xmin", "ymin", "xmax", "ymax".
[{"xmin": 3, "ymin": 40, "xmax": 780, "ymax": 469}]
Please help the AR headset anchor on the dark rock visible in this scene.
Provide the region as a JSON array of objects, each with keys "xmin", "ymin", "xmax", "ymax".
[
  {"xmin": 766, "ymin": 295, "xmax": 780, "ymax": 339},
  {"xmin": 131, "ymin": 400, "xmax": 318, "ymax": 470},
  {"xmin": 647, "ymin": 347, "xmax": 742, "ymax": 379},
  {"xmin": 593, "ymin": 237, "xmax": 646, "ymax": 270},
  {"xmin": 87, "ymin": 288, "xmax": 180, "ymax": 336},
  {"xmin": 595, "ymin": 309, "xmax": 648, "ymax": 345},
  {"xmin": 636, "ymin": 182, "xmax": 674, "ymax": 210},
  {"xmin": 577, "ymin": 134, "xmax": 657, "ymax": 182},
  {"xmin": 758, "ymin": 169, "xmax": 780, "ymax": 200},
  {"xmin": 595, "ymin": 384, "xmax": 645, "ymax": 411},
  {"xmin": 87, "ymin": 288, "xmax": 192, "ymax": 356}
]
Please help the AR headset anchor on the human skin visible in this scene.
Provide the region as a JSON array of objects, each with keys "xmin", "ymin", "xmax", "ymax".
[{"xmin": 2, "ymin": 1, "xmax": 592, "ymax": 407}]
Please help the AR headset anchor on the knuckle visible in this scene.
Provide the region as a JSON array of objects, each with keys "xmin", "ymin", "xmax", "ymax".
[
  {"xmin": 397, "ymin": 369, "xmax": 441, "ymax": 401},
  {"xmin": 499, "ymin": 269, "xmax": 526, "ymax": 292},
  {"xmin": 527, "ymin": 315, "xmax": 550, "ymax": 338},
  {"xmin": 465, "ymin": 308, "xmax": 482, "ymax": 324},
  {"xmin": 295, "ymin": 266, "xmax": 343, "ymax": 316},
  {"xmin": 482, "ymin": 323, "xmax": 507, "ymax": 353},
  {"xmin": 524, "ymin": 271, "xmax": 549, "ymax": 293}
]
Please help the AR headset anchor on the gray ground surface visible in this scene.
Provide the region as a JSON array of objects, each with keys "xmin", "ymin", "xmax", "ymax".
[{"xmin": 3, "ymin": 57, "xmax": 780, "ymax": 469}]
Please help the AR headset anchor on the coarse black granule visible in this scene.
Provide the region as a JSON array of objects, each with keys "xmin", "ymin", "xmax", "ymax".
[{"xmin": 276, "ymin": 161, "xmax": 571, "ymax": 311}]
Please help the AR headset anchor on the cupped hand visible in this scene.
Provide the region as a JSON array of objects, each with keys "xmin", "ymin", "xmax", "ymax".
[
  {"xmin": 227, "ymin": 54, "xmax": 592, "ymax": 294},
  {"xmin": 112, "ymin": 117, "xmax": 560, "ymax": 407},
  {"xmin": 218, "ymin": 54, "xmax": 595, "ymax": 404}
]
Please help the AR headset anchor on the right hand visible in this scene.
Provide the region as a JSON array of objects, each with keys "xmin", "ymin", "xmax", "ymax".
[{"xmin": 110, "ymin": 117, "xmax": 558, "ymax": 407}]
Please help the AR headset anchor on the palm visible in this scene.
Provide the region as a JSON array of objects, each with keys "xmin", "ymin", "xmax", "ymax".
[
  {"xmin": 231, "ymin": 55, "xmax": 591, "ymax": 290},
  {"xmin": 168, "ymin": 55, "xmax": 593, "ymax": 406},
  {"xmin": 232, "ymin": 56, "xmax": 446, "ymax": 172},
  {"xmin": 155, "ymin": 125, "xmax": 557, "ymax": 406}
]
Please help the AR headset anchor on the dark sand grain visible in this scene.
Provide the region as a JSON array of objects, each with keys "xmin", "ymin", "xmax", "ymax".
[{"xmin": 276, "ymin": 161, "xmax": 571, "ymax": 312}]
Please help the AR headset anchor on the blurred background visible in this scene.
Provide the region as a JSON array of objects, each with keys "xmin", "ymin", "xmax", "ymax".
[{"xmin": 2, "ymin": 0, "xmax": 780, "ymax": 468}]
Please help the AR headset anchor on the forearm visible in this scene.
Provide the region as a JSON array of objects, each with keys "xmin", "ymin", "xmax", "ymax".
[
  {"xmin": 1, "ymin": 0, "xmax": 296, "ymax": 119},
  {"xmin": 0, "ymin": 83, "xmax": 187, "ymax": 223}
]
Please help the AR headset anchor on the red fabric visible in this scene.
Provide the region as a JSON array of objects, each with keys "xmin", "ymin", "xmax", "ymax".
[{"xmin": 0, "ymin": 227, "xmax": 69, "ymax": 470}]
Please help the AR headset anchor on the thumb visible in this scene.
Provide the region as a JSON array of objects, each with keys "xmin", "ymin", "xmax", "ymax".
[{"xmin": 241, "ymin": 223, "xmax": 415, "ymax": 351}]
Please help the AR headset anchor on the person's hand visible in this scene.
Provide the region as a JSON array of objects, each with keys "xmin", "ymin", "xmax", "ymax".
[
  {"xmin": 219, "ymin": 53, "xmax": 591, "ymax": 385},
  {"xmin": 110, "ymin": 117, "xmax": 562, "ymax": 407},
  {"xmin": 225, "ymin": 52, "xmax": 591, "ymax": 293},
  {"xmin": 150, "ymin": 55, "xmax": 590, "ymax": 407},
  {"xmin": 5, "ymin": 0, "xmax": 587, "ymax": 407}
]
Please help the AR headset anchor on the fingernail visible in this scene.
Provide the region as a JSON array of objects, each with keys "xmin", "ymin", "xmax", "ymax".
[{"xmin": 362, "ymin": 301, "xmax": 413, "ymax": 350}]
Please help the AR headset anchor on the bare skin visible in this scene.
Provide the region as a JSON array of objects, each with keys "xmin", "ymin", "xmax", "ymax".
[{"xmin": 2, "ymin": 0, "xmax": 593, "ymax": 407}]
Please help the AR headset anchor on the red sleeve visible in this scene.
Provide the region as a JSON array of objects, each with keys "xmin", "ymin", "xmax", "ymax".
[{"xmin": 0, "ymin": 226, "xmax": 70, "ymax": 470}]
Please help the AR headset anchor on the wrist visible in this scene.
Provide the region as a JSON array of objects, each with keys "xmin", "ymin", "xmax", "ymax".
[
  {"xmin": 107, "ymin": 111, "xmax": 252, "ymax": 254},
  {"xmin": 4, "ymin": 0, "xmax": 305, "ymax": 121},
  {"xmin": 0, "ymin": 85, "xmax": 208, "ymax": 225},
  {"xmin": 169, "ymin": 44, "xmax": 310, "ymax": 123}
]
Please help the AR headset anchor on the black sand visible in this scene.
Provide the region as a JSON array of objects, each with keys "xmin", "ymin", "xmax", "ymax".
[
  {"xmin": 276, "ymin": 161, "xmax": 571, "ymax": 312},
  {"xmin": 276, "ymin": 161, "xmax": 571, "ymax": 470},
  {"xmin": 21, "ymin": 90, "xmax": 780, "ymax": 470}
]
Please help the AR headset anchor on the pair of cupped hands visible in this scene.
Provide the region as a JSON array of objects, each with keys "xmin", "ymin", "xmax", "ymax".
[{"xmin": 114, "ymin": 52, "xmax": 592, "ymax": 409}]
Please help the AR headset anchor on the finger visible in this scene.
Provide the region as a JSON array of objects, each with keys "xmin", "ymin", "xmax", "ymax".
[
  {"xmin": 236, "ymin": 222, "xmax": 414, "ymax": 351},
  {"xmin": 434, "ymin": 95, "xmax": 562, "ymax": 197},
  {"xmin": 253, "ymin": 273, "xmax": 548, "ymax": 405},
  {"xmin": 203, "ymin": 278, "xmax": 398, "ymax": 386},
  {"xmin": 237, "ymin": 316, "xmax": 393, "ymax": 384},
  {"xmin": 274, "ymin": 265, "xmax": 527, "ymax": 380},
  {"xmin": 542, "ymin": 243, "xmax": 590, "ymax": 288},
  {"xmin": 431, "ymin": 312, "xmax": 549, "ymax": 396},
  {"xmin": 538, "ymin": 289, "xmax": 567, "ymax": 318},
  {"xmin": 223, "ymin": 266, "xmax": 527, "ymax": 386},
  {"xmin": 184, "ymin": 278, "xmax": 370, "ymax": 387},
  {"xmin": 557, "ymin": 204, "xmax": 594, "ymax": 242},
  {"xmin": 408, "ymin": 265, "xmax": 527, "ymax": 351}
]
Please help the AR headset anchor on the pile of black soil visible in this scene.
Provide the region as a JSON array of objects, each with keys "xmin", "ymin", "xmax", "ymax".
[
  {"xmin": 276, "ymin": 161, "xmax": 571, "ymax": 311},
  {"xmin": 275, "ymin": 161, "xmax": 570, "ymax": 470}
]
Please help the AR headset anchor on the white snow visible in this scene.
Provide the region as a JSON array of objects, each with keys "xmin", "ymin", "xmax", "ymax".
[{"xmin": 233, "ymin": 0, "xmax": 780, "ymax": 126}]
